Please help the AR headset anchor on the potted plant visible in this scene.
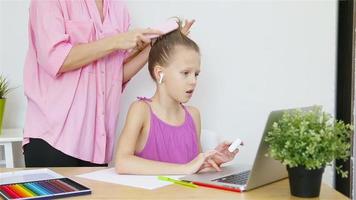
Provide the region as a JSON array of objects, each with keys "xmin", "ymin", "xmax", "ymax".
[
  {"xmin": 265, "ymin": 106, "xmax": 352, "ymax": 198},
  {"xmin": 0, "ymin": 75, "xmax": 12, "ymax": 134}
]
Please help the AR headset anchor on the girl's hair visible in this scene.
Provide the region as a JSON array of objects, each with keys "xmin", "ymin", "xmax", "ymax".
[{"xmin": 148, "ymin": 20, "xmax": 200, "ymax": 81}]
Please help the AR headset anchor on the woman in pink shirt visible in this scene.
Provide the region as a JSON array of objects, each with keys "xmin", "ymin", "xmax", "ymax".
[{"xmin": 23, "ymin": 0, "xmax": 193, "ymax": 167}]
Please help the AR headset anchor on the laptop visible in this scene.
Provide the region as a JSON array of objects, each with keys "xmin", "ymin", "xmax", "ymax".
[{"xmin": 181, "ymin": 107, "xmax": 311, "ymax": 192}]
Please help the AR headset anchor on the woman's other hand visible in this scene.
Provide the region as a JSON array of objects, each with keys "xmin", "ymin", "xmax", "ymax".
[{"xmin": 181, "ymin": 19, "xmax": 195, "ymax": 36}]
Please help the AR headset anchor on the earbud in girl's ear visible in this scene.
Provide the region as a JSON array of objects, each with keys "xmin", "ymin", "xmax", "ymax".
[{"xmin": 159, "ymin": 72, "xmax": 164, "ymax": 84}]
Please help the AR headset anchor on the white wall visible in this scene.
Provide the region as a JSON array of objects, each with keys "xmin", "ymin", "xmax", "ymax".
[{"xmin": 0, "ymin": 0, "xmax": 337, "ymax": 186}]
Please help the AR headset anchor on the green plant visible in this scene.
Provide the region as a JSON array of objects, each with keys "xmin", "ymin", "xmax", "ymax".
[
  {"xmin": 265, "ymin": 106, "xmax": 353, "ymax": 178},
  {"xmin": 0, "ymin": 75, "xmax": 11, "ymax": 99}
]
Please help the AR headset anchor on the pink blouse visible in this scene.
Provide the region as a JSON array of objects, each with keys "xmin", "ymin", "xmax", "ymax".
[{"xmin": 23, "ymin": 0, "xmax": 131, "ymax": 164}]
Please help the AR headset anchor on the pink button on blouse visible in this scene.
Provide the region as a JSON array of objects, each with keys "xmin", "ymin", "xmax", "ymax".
[{"xmin": 23, "ymin": 0, "xmax": 131, "ymax": 164}]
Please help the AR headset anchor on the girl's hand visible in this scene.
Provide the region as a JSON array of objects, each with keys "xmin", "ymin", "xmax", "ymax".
[
  {"xmin": 198, "ymin": 166, "xmax": 221, "ymax": 173},
  {"xmin": 212, "ymin": 141, "xmax": 240, "ymax": 166},
  {"xmin": 181, "ymin": 19, "xmax": 195, "ymax": 36},
  {"xmin": 185, "ymin": 150, "xmax": 222, "ymax": 174},
  {"xmin": 115, "ymin": 28, "xmax": 162, "ymax": 50},
  {"xmin": 200, "ymin": 141, "xmax": 239, "ymax": 172}
]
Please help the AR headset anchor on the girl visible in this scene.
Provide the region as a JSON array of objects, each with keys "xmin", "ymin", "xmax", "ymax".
[{"xmin": 115, "ymin": 22, "xmax": 237, "ymax": 174}]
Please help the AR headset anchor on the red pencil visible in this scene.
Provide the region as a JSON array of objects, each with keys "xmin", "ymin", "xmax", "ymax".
[
  {"xmin": 192, "ymin": 181, "xmax": 242, "ymax": 193},
  {"xmin": 1, "ymin": 185, "xmax": 22, "ymax": 198}
]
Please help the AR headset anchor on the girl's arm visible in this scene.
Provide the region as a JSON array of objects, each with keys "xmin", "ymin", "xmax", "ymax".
[
  {"xmin": 190, "ymin": 106, "xmax": 238, "ymax": 169},
  {"xmin": 115, "ymin": 102, "xmax": 217, "ymax": 175},
  {"xmin": 187, "ymin": 106, "xmax": 203, "ymax": 152},
  {"xmin": 188, "ymin": 106, "xmax": 221, "ymax": 172}
]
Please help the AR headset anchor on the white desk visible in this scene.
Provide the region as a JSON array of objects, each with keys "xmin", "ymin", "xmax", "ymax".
[{"xmin": 0, "ymin": 129, "xmax": 23, "ymax": 167}]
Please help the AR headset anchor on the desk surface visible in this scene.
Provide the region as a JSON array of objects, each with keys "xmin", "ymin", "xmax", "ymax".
[{"xmin": 0, "ymin": 167, "xmax": 349, "ymax": 200}]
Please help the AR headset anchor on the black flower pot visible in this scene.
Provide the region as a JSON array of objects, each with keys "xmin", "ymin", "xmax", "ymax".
[{"xmin": 287, "ymin": 166, "xmax": 325, "ymax": 198}]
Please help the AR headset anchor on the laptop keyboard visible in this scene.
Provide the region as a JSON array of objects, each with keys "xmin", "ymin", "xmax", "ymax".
[{"xmin": 212, "ymin": 170, "xmax": 251, "ymax": 185}]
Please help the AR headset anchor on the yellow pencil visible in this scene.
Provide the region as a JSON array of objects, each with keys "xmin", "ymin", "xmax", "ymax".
[{"xmin": 158, "ymin": 176, "xmax": 198, "ymax": 188}]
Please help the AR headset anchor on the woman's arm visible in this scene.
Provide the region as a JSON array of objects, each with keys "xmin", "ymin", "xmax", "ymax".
[
  {"xmin": 115, "ymin": 101, "xmax": 217, "ymax": 175},
  {"xmin": 59, "ymin": 29, "xmax": 160, "ymax": 73},
  {"xmin": 122, "ymin": 45, "xmax": 151, "ymax": 83},
  {"xmin": 59, "ymin": 35, "xmax": 120, "ymax": 73}
]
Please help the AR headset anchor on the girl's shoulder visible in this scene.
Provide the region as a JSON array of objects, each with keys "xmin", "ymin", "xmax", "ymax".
[
  {"xmin": 129, "ymin": 100, "xmax": 151, "ymax": 114},
  {"xmin": 126, "ymin": 100, "xmax": 151, "ymax": 124}
]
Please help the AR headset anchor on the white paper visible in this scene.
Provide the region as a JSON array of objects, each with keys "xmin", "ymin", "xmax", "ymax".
[
  {"xmin": 76, "ymin": 168, "xmax": 183, "ymax": 190},
  {"xmin": 0, "ymin": 168, "xmax": 64, "ymax": 185}
]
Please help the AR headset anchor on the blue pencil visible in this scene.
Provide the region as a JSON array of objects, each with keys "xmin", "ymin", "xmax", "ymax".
[
  {"xmin": 24, "ymin": 183, "xmax": 45, "ymax": 196},
  {"xmin": 29, "ymin": 182, "xmax": 51, "ymax": 195}
]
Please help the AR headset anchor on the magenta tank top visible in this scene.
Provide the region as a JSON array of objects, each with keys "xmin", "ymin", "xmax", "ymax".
[{"xmin": 135, "ymin": 97, "xmax": 199, "ymax": 164}]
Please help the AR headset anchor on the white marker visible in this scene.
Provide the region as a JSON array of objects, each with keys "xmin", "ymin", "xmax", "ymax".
[{"xmin": 228, "ymin": 138, "xmax": 243, "ymax": 152}]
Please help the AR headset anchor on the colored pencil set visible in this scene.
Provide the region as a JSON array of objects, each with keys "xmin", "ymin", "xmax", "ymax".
[{"xmin": 0, "ymin": 178, "xmax": 91, "ymax": 200}]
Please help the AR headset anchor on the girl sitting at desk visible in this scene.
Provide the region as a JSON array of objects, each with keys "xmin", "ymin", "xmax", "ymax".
[{"xmin": 115, "ymin": 20, "xmax": 238, "ymax": 174}]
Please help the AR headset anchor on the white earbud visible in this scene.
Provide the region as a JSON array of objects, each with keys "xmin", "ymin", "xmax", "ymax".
[{"xmin": 159, "ymin": 72, "xmax": 164, "ymax": 84}]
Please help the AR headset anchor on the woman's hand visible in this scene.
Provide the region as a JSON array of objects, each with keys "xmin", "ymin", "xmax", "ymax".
[
  {"xmin": 184, "ymin": 150, "xmax": 222, "ymax": 174},
  {"xmin": 115, "ymin": 28, "xmax": 162, "ymax": 50}
]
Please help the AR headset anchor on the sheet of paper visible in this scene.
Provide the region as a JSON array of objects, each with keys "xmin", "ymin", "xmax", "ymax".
[
  {"xmin": 0, "ymin": 168, "xmax": 64, "ymax": 185},
  {"xmin": 76, "ymin": 168, "xmax": 183, "ymax": 190}
]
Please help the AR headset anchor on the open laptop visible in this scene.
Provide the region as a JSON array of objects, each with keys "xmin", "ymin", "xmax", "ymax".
[{"xmin": 181, "ymin": 107, "xmax": 311, "ymax": 192}]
